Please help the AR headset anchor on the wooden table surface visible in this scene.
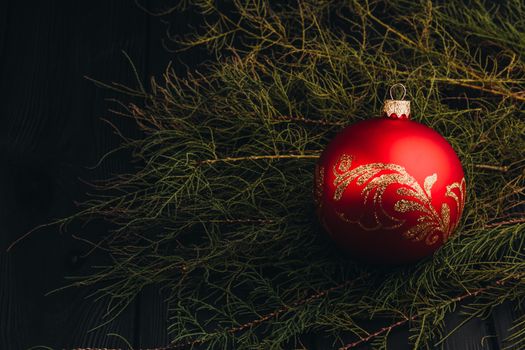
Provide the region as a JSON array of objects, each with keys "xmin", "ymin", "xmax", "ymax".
[{"xmin": 0, "ymin": 1, "xmax": 522, "ymax": 349}]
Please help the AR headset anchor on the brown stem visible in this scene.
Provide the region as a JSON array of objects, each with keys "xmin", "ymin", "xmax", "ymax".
[
  {"xmin": 273, "ymin": 115, "xmax": 347, "ymax": 126},
  {"xmin": 443, "ymin": 80, "xmax": 525, "ymax": 103},
  {"xmin": 473, "ymin": 164, "xmax": 510, "ymax": 172},
  {"xmin": 339, "ymin": 317, "xmax": 413, "ymax": 350},
  {"xmin": 485, "ymin": 217, "xmax": 525, "ymax": 228},
  {"xmin": 339, "ymin": 276, "xmax": 517, "ymax": 349},
  {"xmin": 171, "ymin": 277, "xmax": 364, "ymax": 349},
  {"xmin": 198, "ymin": 153, "xmax": 320, "ymax": 165},
  {"xmin": 208, "ymin": 218, "xmax": 276, "ymax": 224}
]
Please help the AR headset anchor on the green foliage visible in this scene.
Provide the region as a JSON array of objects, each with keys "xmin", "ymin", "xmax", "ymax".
[{"xmin": 59, "ymin": 0, "xmax": 525, "ymax": 348}]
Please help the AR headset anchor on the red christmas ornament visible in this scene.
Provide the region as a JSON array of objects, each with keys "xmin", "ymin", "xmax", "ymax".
[{"xmin": 314, "ymin": 84, "xmax": 466, "ymax": 264}]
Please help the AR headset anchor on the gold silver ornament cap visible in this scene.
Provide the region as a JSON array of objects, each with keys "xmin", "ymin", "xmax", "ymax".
[{"xmin": 382, "ymin": 83, "xmax": 410, "ymax": 120}]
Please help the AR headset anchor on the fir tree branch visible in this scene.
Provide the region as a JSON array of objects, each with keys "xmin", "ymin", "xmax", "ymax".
[
  {"xmin": 339, "ymin": 273, "xmax": 523, "ymax": 349},
  {"xmin": 171, "ymin": 276, "xmax": 366, "ymax": 349}
]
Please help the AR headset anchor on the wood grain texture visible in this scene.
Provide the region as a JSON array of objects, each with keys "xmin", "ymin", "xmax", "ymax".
[
  {"xmin": 442, "ymin": 310, "xmax": 496, "ymax": 350},
  {"xmin": 136, "ymin": 285, "xmax": 170, "ymax": 348},
  {"xmin": 0, "ymin": 0, "xmax": 8, "ymax": 63},
  {"xmin": 1, "ymin": 0, "xmax": 149, "ymax": 349},
  {"xmin": 492, "ymin": 302, "xmax": 525, "ymax": 350}
]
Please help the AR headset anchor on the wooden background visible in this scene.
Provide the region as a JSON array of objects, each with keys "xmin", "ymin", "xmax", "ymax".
[{"xmin": 0, "ymin": 1, "xmax": 522, "ymax": 349}]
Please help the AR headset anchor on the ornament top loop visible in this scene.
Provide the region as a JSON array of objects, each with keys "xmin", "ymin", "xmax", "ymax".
[
  {"xmin": 383, "ymin": 83, "xmax": 410, "ymax": 120},
  {"xmin": 389, "ymin": 83, "xmax": 407, "ymax": 100}
]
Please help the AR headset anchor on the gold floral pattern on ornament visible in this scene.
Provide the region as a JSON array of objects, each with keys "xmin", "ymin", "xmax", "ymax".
[{"xmin": 331, "ymin": 154, "xmax": 466, "ymax": 245}]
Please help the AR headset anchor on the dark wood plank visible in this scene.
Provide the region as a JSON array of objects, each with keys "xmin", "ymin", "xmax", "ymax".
[
  {"xmin": 0, "ymin": 1, "xmax": 151, "ymax": 349},
  {"xmin": 0, "ymin": 170, "xmax": 24, "ymax": 350},
  {"xmin": 0, "ymin": 0, "xmax": 9, "ymax": 61},
  {"xmin": 442, "ymin": 311, "xmax": 496, "ymax": 350},
  {"xmin": 136, "ymin": 285, "xmax": 170, "ymax": 348},
  {"xmin": 492, "ymin": 302, "xmax": 525, "ymax": 350}
]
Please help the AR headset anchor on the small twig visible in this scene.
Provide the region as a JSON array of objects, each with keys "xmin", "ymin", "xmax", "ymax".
[
  {"xmin": 473, "ymin": 164, "xmax": 510, "ymax": 172},
  {"xmin": 198, "ymin": 153, "xmax": 320, "ymax": 165},
  {"xmin": 6, "ymin": 221, "xmax": 59, "ymax": 252},
  {"xmin": 207, "ymin": 218, "xmax": 276, "ymax": 224},
  {"xmin": 71, "ymin": 348, "xmax": 123, "ymax": 350},
  {"xmin": 272, "ymin": 114, "xmax": 347, "ymax": 126},
  {"xmin": 485, "ymin": 217, "xmax": 525, "ymax": 228},
  {"xmin": 339, "ymin": 317, "xmax": 414, "ymax": 350}
]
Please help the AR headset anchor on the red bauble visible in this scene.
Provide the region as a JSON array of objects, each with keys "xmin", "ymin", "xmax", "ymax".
[{"xmin": 314, "ymin": 94, "xmax": 466, "ymax": 264}]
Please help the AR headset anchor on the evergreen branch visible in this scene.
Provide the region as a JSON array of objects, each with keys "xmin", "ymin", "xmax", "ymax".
[
  {"xmin": 172, "ymin": 276, "xmax": 366, "ymax": 349},
  {"xmin": 65, "ymin": 274, "xmax": 524, "ymax": 350},
  {"xmin": 340, "ymin": 273, "xmax": 522, "ymax": 349},
  {"xmin": 359, "ymin": 1, "xmax": 525, "ymax": 102}
]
